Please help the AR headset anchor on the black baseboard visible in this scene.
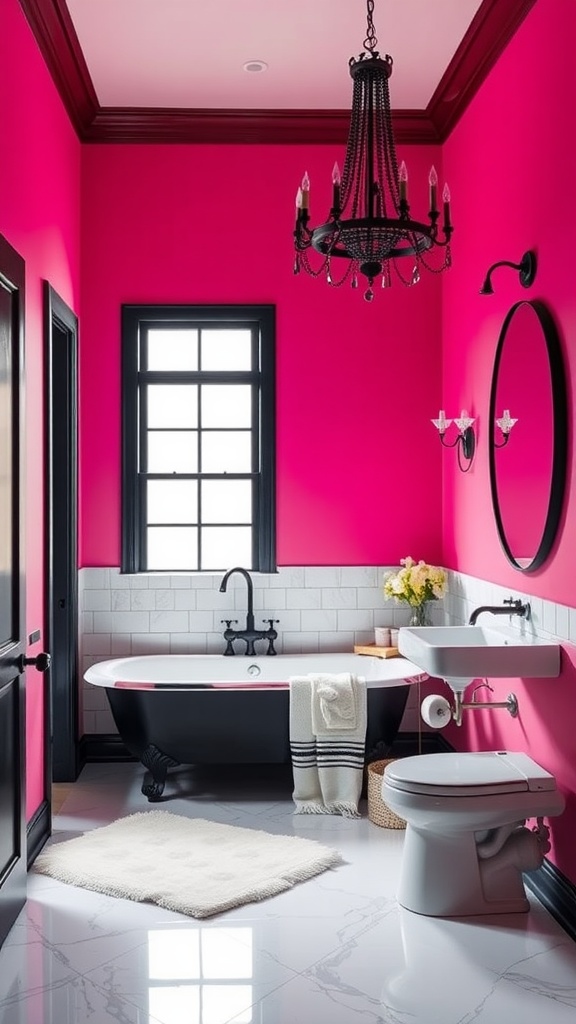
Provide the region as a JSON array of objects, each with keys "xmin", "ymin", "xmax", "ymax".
[
  {"xmin": 27, "ymin": 799, "xmax": 50, "ymax": 867},
  {"xmin": 80, "ymin": 733, "xmax": 136, "ymax": 765},
  {"xmin": 525, "ymin": 859, "xmax": 576, "ymax": 942}
]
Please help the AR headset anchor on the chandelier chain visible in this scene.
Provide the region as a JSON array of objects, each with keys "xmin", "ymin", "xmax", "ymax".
[{"xmin": 364, "ymin": 0, "xmax": 378, "ymax": 53}]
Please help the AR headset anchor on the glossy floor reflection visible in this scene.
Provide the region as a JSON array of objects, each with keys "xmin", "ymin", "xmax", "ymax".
[{"xmin": 1, "ymin": 762, "xmax": 575, "ymax": 1023}]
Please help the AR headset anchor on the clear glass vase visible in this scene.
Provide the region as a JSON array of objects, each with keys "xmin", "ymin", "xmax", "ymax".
[{"xmin": 409, "ymin": 602, "xmax": 433, "ymax": 627}]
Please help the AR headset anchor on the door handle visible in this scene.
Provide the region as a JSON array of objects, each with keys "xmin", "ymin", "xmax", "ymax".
[{"xmin": 18, "ymin": 652, "xmax": 52, "ymax": 673}]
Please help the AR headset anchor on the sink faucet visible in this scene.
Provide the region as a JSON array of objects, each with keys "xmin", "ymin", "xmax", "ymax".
[
  {"xmin": 468, "ymin": 597, "xmax": 530, "ymax": 626},
  {"xmin": 219, "ymin": 567, "xmax": 278, "ymax": 655}
]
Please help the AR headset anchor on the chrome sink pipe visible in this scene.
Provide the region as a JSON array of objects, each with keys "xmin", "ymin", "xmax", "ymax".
[
  {"xmin": 468, "ymin": 597, "xmax": 530, "ymax": 626},
  {"xmin": 452, "ymin": 683, "xmax": 518, "ymax": 727}
]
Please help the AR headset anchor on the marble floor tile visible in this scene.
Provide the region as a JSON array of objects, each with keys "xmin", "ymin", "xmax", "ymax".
[{"xmin": 0, "ymin": 762, "xmax": 575, "ymax": 1024}]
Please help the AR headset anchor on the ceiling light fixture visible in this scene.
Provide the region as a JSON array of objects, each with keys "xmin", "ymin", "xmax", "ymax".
[
  {"xmin": 243, "ymin": 60, "xmax": 268, "ymax": 73},
  {"xmin": 293, "ymin": 0, "xmax": 453, "ymax": 301}
]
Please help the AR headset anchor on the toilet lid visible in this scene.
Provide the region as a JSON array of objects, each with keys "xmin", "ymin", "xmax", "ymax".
[{"xmin": 383, "ymin": 751, "xmax": 556, "ymax": 797}]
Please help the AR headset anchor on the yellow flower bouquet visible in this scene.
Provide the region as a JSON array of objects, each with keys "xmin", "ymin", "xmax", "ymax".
[{"xmin": 383, "ymin": 557, "xmax": 447, "ymax": 626}]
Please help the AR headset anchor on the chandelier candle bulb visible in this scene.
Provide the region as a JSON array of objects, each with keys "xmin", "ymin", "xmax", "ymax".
[
  {"xmin": 443, "ymin": 183, "xmax": 452, "ymax": 229},
  {"xmin": 399, "ymin": 160, "xmax": 408, "ymax": 203},
  {"xmin": 332, "ymin": 161, "xmax": 341, "ymax": 211},
  {"xmin": 429, "ymin": 166, "xmax": 438, "ymax": 214},
  {"xmin": 295, "ymin": 187, "xmax": 304, "ymax": 224},
  {"xmin": 301, "ymin": 172, "xmax": 310, "ymax": 210}
]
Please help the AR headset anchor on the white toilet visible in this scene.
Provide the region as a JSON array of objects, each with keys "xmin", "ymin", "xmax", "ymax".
[{"xmin": 382, "ymin": 751, "xmax": 565, "ymax": 917}]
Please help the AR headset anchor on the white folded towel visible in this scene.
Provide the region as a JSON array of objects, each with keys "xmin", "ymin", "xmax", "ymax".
[{"xmin": 311, "ymin": 672, "xmax": 357, "ymax": 731}]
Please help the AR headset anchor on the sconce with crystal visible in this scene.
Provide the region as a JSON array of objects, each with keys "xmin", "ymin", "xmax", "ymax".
[
  {"xmin": 494, "ymin": 409, "xmax": 518, "ymax": 448},
  {"xmin": 432, "ymin": 409, "xmax": 476, "ymax": 472}
]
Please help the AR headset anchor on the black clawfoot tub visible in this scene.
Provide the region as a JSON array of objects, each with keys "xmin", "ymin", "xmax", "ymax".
[{"xmin": 85, "ymin": 653, "xmax": 426, "ymax": 800}]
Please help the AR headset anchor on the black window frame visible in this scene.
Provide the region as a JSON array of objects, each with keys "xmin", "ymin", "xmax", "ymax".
[{"xmin": 121, "ymin": 303, "xmax": 276, "ymax": 574}]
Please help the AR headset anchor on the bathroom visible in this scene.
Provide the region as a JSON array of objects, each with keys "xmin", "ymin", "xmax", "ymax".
[{"xmin": 1, "ymin": 0, "xmax": 576, "ymax": 1020}]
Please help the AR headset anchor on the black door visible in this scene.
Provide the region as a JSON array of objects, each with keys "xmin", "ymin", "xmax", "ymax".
[
  {"xmin": 0, "ymin": 233, "xmax": 26, "ymax": 948},
  {"xmin": 44, "ymin": 284, "xmax": 79, "ymax": 782}
]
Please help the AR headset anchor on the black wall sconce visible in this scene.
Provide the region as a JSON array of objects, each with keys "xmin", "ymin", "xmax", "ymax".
[
  {"xmin": 432, "ymin": 409, "xmax": 476, "ymax": 473},
  {"xmin": 494, "ymin": 409, "xmax": 518, "ymax": 448},
  {"xmin": 480, "ymin": 251, "xmax": 536, "ymax": 295}
]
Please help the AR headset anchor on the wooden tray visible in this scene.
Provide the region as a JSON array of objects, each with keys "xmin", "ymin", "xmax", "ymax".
[{"xmin": 354, "ymin": 644, "xmax": 400, "ymax": 659}]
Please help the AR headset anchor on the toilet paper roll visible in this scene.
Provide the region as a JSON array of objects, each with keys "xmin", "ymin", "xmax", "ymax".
[{"xmin": 420, "ymin": 694, "xmax": 452, "ymax": 729}]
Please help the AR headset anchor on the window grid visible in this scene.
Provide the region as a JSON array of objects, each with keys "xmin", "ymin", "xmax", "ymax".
[{"xmin": 122, "ymin": 306, "xmax": 275, "ymax": 573}]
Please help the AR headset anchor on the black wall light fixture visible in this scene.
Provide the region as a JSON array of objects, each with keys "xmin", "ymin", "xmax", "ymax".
[
  {"xmin": 432, "ymin": 410, "xmax": 476, "ymax": 473},
  {"xmin": 480, "ymin": 251, "xmax": 536, "ymax": 295}
]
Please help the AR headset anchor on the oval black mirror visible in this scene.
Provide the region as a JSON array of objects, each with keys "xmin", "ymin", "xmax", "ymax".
[{"xmin": 489, "ymin": 300, "xmax": 567, "ymax": 572}]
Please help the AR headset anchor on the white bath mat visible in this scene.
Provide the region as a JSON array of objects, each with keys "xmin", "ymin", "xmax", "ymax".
[{"xmin": 33, "ymin": 811, "xmax": 341, "ymax": 918}]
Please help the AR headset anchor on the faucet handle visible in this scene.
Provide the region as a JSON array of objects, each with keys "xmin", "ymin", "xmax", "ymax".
[
  {"xmin": 263, "ymin": 620, "xmax": 279, "ymax": 656},
  {"xmin": 503, "ymin": 598, "xmax": 530, "ymax": 618},
  {"xmin": 221, "ymin": 619, "xmax": 238, "ymax": 628}
]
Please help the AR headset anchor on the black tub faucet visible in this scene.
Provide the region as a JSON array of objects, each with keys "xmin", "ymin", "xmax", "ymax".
[
  {"xmin": 468, "ymin": 597, "xmax": 530, "ymax": 626},
  {"xmin": 219, "ymin": 567, "xmax": 278, "ymax": 655}
]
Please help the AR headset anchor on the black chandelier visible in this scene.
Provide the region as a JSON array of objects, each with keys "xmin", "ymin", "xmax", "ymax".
[{"xmin": 293, "ymin": 0, "xmax": 453, "ymax": 301}]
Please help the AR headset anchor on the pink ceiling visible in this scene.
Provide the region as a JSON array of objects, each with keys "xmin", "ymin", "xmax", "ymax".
[
  {"xmin": 17, "ymin": 0, "xmax": 536, "ymax": 142},
  {"xmin": 66, "ymin": 0, "xmax": 483, "ymax": 110}
]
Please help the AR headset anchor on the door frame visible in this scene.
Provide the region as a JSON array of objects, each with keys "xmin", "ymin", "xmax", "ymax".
[
  {"xmin": 44, "ymin": 283, "xmax": 79, "ymax": 783},
  {"xmin": 0, "ymin": 232, "xmax": 26, "ymax": 945}
]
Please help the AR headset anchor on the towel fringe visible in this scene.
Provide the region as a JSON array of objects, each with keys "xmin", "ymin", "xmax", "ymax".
[
  {"xmin": 293, "ymin": 801, "xmax": 332, "ymax": 815},
  {"xmin": 325, "ymin": 802, "xmax": 361, "ymax": 819}
]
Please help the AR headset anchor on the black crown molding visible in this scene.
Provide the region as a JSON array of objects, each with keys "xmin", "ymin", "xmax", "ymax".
[{"xmin": 18, "ymin": 0, "xmax": 536, "ymax": 145}]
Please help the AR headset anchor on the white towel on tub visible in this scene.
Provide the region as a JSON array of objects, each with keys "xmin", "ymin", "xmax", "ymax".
[
  {"xmin": 289, "ymin": 674, "xmax": 367, "ymax": 818},
  {"xmin": 311, "ymin": 672, "xmax": 357, "ymax": 731}
]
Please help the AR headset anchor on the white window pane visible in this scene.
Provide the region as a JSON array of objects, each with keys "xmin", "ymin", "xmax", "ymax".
[
  {"xmin": 147, "ymin": 480, "xmax": 198, "ymax": 524},
  {"xmin": 201, "ymin": 527, "xmax": 251, "ymax": 570},
  {"xmin": 148, "ymin": 385, "xmax": 198, "ymax": 428},
  {"xmin": 201, "ymin": 330, "xmax": 251, "ymax": 370},
  {"xmin": 147, "ymin": 329, "xmax": 198, "ymax": 370},
  {"xmin": 201, "ymin": 929, "xmax": 252, "ymax": 979},
  {"xmin": 148, "ymin": 527, "xmax": 198, "ymax": 570},
  {"xmin": 202, "ymin": 985, "xmax": 252, "ymax": 1024},
  {"xmin": 149, "ymin": 986, "xmax": 200, "ymax": 1024},
  {"xmin": 202, "ymin": 481, "xmax": 251, "ymax": 523},
  {"xmin": 202, "ymin": 385, "xmax": 251, "ymax": 428},
  {"xmin": 147, "ymin": 432, "xmax": 198, "ymax": 473},
  {"xmin": 201, "ymin": 432, "xmax": 251, "ymax": 473},
  {"xmin": 148, "ymin": 929, "xmax": 200, "ymax": 980}
]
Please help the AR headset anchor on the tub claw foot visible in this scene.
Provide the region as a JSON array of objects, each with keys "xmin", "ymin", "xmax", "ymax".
[
  {"xmin": 140, "ymin": 744, "xmax": 180, "ymax": 802},
  {"xmin": 142, "ymin": 775, "xmax": 166, "ymax": 801}
]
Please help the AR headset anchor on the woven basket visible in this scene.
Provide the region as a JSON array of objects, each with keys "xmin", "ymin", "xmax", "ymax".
[{"xmin": 366, "ymin": 759, "xmax": 406, "ymax": 829}]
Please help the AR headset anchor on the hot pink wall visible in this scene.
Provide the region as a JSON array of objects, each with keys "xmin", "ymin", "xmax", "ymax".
[
  {"xmin": 79, "ymin": 144, "xmax": 444, "ymax": 568},
  {"xmin": 0, "ymin": 0, "xmax": 81, "ymax": 819},
  {"xmin": 442, "ymin": 0, "xmax": 576, "ymax": 882}
]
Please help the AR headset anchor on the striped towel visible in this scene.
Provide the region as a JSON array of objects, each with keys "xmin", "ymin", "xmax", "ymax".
[{"xmin": 289, "ymin": 674, "xmax": 367, "ymax": 818}]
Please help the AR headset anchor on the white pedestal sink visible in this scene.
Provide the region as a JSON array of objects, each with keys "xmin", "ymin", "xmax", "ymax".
[{"xmin": 398, "ymin": 625, "xmax": 561, "ymax": 693}]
